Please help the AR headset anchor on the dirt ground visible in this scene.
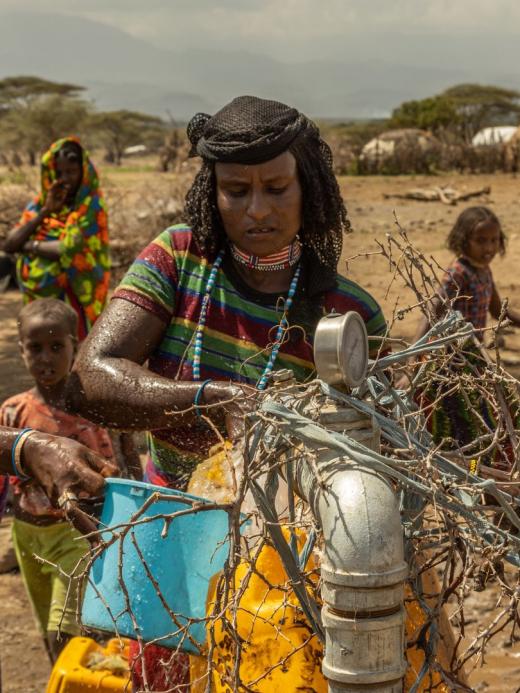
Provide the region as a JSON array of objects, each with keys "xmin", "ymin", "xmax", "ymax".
[{"xmin": 0, "ymin": 168, "xmax": 519, "ymax": 691}]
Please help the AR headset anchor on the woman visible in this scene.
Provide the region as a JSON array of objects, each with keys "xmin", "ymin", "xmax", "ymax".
[
  {"xmin": 69, "ymin": 95, "xmax": 388, "ymax": 689},
  {"xmin": 70, "ymin": 96, "xmax": 387, "ymax": 487},
  {"xmin": 4, "ymin": 137, "xmax": 110, "ymax": 340}
]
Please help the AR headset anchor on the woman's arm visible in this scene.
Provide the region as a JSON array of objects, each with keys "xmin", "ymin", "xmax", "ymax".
[
  {"xmin": 4, "ymin": 210, "xmax": 47, "ymax": 253},
  {"xmin": 490, "ymin": 283, "xmax": 520, "ymax": 327},
  {"xmin": 4, "ymin": 181, "xmax": 69, "ymax": 255},
  {"xmin": 22, "ymin": 239, "xmax": 62, "ymax": 261},
  {"xmin": 0, "ymin": 427, "xmax": 118, "ymax": 534},
  {"xmin": 68, "ymin": 298, "xmax": 249, "ymax": 431}
]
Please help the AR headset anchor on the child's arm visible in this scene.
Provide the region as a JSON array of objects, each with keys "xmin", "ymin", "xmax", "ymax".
[{"xmin": 489, "ymin": 283, "xmax": 520, "ymax": 327}]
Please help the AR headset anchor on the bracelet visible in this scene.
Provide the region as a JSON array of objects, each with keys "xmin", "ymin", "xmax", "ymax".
[
  {"xmin": 11, "ymin": 428, "xmax": 34, "ymax": 480},
  {"xmin": 194, "ymin": 380, "xmax": 212, "ymax": 417}
]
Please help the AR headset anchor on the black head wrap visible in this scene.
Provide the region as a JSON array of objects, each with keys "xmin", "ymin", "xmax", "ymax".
[
  {"xmin": 185, "ymin": 95, "xmax": 351, "ymax": 327},
  {"xmin": 187, "ymin": 95, "xmax": 315, "ymax": 164}
]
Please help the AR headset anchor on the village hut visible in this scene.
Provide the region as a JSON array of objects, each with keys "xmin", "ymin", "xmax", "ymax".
[{"xmin": 359, "ymin": 128, "xmax": 441, "ymax": 174}]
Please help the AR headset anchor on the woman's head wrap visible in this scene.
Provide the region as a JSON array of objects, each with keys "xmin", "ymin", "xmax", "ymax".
[
  {"xmin": 187, "ymin": 95, "xmax": 319, "ymax": 164},
  {"xmin": 185, "ymin": 95, "xmax": 350, "ymax": 305}
]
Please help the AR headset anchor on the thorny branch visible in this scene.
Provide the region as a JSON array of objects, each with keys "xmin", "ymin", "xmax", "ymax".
[{"xmin": 47, "ymin": 228, "xmax": 520, "ymax": 691}]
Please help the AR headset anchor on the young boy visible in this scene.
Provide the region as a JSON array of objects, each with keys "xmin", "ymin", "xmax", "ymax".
[{"xmin": 0, "ymin": 298, "xmax": 114, "ymax": 662}]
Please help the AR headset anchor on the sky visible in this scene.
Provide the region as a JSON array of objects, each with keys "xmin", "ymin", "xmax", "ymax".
[
  {"xmin": 1, "ymin": 2, "xmax": 519, "ymax": 118},
  {"xmin": 3, "ymin": 0, "xmax": 520, "ymax": 60}
]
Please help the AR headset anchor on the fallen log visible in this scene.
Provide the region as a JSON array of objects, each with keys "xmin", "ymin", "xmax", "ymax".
[{"xmin": 384, "ymin": 185, "xmax": 491, "ymax": 205}]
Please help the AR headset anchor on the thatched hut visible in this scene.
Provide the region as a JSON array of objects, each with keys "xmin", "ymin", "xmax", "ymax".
[{"xmin": 359, "ymin": 128, "xmax": 441, "ymax": 174}]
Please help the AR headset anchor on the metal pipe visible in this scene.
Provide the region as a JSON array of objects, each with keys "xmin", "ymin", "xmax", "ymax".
[{"xmin": 285, "ymin": 402, "xmax": 408, "ymax": 692}]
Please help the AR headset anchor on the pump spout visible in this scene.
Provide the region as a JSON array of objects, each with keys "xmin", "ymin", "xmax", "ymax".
[{"xmin": 285, "ymin": 405, "xmax": 408, "ymax": 692}]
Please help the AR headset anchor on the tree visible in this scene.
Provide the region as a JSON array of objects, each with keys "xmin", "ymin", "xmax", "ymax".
[
  {"xmin": 0, "ymin": 76, "xmax": 84, "ymax": 108},
  {"xmin": 88, "ymin": 110, "xmax": 165, "ymax": 165},
  {"xmin": 390, "ymin": 84, "xmax": 520, "ymax": 142},
  {"xmin": 390, "ymin": 96, "xmax": 458, "ymax": 135},
  {"xmin": 442, "ymin": 84, "xmax": 520, "ymax": 141},
  {"xmin": 0, "ymin": 76, "xmax": 89, "ymax": 164}
]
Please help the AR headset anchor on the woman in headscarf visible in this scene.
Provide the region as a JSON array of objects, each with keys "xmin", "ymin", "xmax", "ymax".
[
  {"xmin": 69, "ymin": 95, "xmax": 388, "ymax": 689},
  {"xmin": 5, "ymin": 137, "xmax": 110, "ymax": 340}
]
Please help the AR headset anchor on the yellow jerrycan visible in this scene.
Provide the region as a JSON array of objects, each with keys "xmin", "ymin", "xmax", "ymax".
[
  {"xmin": 190, "ymin": 535, "xmax": 327, "ymax": 692},
  {"xmin": 188, "ymin": 443, "xmax": 463, "ymax": 692},
  {"xmin": 46, "ymin": 637, "xmax": 130, "ymax": 693}
]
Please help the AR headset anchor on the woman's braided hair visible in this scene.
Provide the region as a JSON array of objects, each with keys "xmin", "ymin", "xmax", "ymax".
[{"xmin": 185, "ymin": 96, "xmax": 350, "ymax": 282}]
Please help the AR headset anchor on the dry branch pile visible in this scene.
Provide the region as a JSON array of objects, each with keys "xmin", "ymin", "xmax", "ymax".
[{"xmin": 42, "ymin": 229, "xmax": 518, "ymax": 692}]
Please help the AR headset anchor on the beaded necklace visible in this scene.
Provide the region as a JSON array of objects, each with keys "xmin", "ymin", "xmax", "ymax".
[
  {"xmin": 230, "ymin": 239, "xmax": 301, "ymax": 272},
  {"xmin": 192, "ymin": 249, "xmax": 301, "ymax": 390}
]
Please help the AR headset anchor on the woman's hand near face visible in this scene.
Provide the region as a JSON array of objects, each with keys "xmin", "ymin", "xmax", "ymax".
[{"xmin": 42, "ymin": 180, "xmax": 69, "ymax": 215}]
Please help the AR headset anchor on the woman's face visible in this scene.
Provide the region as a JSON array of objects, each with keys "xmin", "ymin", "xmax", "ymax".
[
  {"xmin": 55, "ymin": 156, "xmax": 83, "ymax": 202},
  {"xmin": 215, "ymin": 151, "xmax": 302, "ymax": 256}
]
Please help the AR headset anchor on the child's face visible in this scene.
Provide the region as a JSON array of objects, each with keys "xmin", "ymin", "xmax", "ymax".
[
  {"xmin": 19, "ymin": 317, "xmax": 76, "ymax": 389},
  {"xmin": 466, "ymin": 220, "xmax": 501, "ymax": 267}
]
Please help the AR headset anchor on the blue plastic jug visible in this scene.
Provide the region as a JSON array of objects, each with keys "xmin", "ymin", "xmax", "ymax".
[{"xmin": 81, "ymin": 478, "xmax": 231, "ymax": 654}]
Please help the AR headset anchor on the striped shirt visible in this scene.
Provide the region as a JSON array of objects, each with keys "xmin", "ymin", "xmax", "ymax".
[{"xmin": 113, "ymin": 225, "xmax": 387, "ymax": 487}]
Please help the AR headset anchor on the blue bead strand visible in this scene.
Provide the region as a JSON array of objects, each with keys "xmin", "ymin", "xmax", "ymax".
[
  {"xmin": 256, "ymin": 264, "xmax": 300, "ymax": 391},
  {"xmin": 192, "ymin": 252, "xmax": 300, "ymax": 390},
  {"xmin": 192, "ymin": 251, "xmax": 224, "ymax": 381}
]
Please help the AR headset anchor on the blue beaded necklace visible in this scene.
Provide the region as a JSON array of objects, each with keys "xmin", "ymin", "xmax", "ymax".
[{"xmin": 192, "ymin": 249, "xmax": 301, "ymax": 391}]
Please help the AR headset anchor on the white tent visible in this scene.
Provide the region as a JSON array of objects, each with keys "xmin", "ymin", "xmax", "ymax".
[{"xmin": 472, "ymin": 126, "xmax": 518, "ymax": 147}]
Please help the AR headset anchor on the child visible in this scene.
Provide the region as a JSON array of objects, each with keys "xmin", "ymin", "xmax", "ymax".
[
  {"xmin": 406, "ymin": 206, "xmax": 520, "ymax": 464},
  {"xmin": 0, "ymin": 298, "xmax": 114, "ymax": 662},
  {"xmin": 415, "ymin": 206, "xmax": 520, "ymax": 340}
]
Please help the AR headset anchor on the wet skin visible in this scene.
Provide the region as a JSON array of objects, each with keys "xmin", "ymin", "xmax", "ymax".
[
  {"xmin": 6, "ymin": 315, "xmax": 117, "ymax": 533},
  {"xmin": 69, "ymin": 152, "xmax": 305, "ymax": 431},
  {"xmin": 0, "ymin": 426, "xmax": 116, "ymax": 540}
]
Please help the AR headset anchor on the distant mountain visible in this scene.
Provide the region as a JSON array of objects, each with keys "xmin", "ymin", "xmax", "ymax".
[{"xmin": 0, "ymin": 11, "xmax": 518, "ymax": 120}]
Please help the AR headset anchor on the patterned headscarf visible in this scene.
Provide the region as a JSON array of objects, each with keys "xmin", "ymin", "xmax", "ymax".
[{"xmin": 16, "ymin": 137, "xmax": 110, "ymax": 339}]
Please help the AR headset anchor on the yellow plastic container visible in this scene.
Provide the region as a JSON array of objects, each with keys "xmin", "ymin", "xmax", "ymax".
[
  {"xmin": 190, "ymin": 533, "xmax": 327, "ymax": 693},
  {"xmin": 190, "ymin": 555, "xmax": 462, "ymax": 691},
  {"xmin": 187, "ymin": 445, "xmax": 463, "ymax": 691},
  {"xmin": 46, "ymin": 637, "xmax": 131, "ymax": 693},
  {"xmin": 404, "ymin": 565, "xmax": 466, "ymax": 691}
]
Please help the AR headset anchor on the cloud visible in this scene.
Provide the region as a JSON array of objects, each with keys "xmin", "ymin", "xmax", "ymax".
[{"xmin": 3, "ymin": 1, "xmax": 520, "ymax": 57}]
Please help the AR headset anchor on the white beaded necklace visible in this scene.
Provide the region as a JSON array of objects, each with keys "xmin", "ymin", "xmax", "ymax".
[{"xmin": 192, "ymin": 249, "xmax": 301, "ymax": 390}]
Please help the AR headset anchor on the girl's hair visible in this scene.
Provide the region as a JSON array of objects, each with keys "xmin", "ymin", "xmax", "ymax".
[
  {"xmin": 185, "ymin": 135, "xmax": 349, "ymax": 283},
  {"xmin": 447, "ymin": 206, "xmax": 506, "ymax": 256}
]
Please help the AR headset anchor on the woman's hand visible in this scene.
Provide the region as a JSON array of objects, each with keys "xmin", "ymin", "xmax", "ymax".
[
  {"xmin": 22, "ymin": 431, "xmax": 119, "ymax": 536},
  {"xmin": 202, "ymin": 382, "xmax": 258, "ymax": 441},
  {"xmin": 42, "ymin": 180, "xmax": 69, "ymax": 215}
]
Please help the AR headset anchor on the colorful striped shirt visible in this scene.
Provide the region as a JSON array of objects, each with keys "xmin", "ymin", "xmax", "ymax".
[
  {"xmin": 113, "ymin": 225, "xmax": 388, "ymax": 487},
  {"xmin": 440, "ymin": 257, "xmax": 494, "ymax": 334}
]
